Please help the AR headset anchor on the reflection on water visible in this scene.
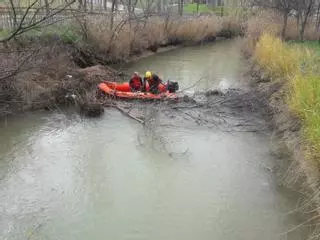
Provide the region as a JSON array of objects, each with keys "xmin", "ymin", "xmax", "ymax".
[{"xmin": 0, "ymin": 40, "xmax": 309, "ymax": 240}]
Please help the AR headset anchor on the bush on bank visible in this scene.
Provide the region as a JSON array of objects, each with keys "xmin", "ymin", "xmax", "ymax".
[
  {"xmin": 76, "ymin": 14, "xmax": 245, "ymax": 62},
  {"xmin": 254, "ymin": 32, "xmax": 320, "ymax": 161}
]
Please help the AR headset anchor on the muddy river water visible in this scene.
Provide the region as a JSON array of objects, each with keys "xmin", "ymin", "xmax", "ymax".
[{"xmin": 0, "ymin": 39, "xmax": 308, "ymax": 239}]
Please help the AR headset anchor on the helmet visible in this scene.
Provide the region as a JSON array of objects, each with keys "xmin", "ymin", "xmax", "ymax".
[{"xmin": 145, "ymin": 71, "xmax": 152, "ymax": 78}]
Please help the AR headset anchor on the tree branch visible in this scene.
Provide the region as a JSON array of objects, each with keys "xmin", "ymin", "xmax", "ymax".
[
  {"xmin": 1, "ymin": 0, "xmax": 76, "ymax": 43},
  {"xmin": 0, "ymin": 46, "xmax": 41, "ymax": 81},
  {"xmin": 2, "ymin": 0, "xmax": 39, "ymax": 42}
]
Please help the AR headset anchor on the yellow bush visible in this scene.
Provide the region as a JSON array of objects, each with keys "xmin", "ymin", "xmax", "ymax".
[
  {"xmin": 254, "ymin": 33, "xmax": 302, "ymax": 78},
  {"xmin": 289, "ymin": 74, "xmax": 320, "ymax": 155},
  {"xmin": 255, "ymin": 32, "xmax": 320, "ymax": 159}
]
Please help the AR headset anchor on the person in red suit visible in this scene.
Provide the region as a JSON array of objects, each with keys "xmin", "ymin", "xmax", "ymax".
[{"xmin": 129, "ymin": 72, "xmax": 143, "ymax": 92}]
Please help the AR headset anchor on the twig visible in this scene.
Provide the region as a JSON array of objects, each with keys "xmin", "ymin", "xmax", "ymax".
[
  {"xmin": 2, "ymin": 0, "xmax": 76, "ymax": 42},
  {"xmin": 177, "ymin": 76, "xmax": 206, "ymax": 93},
  {"xmin": 106, "ymin": 103, "xmax": 144, "ymax": 124},
  {"xmin": 0, "ymin": 46, "xmax": 41, "ymax": 81},
  {"xmin": 170, "ymin": 104, "xmax": 202, "ymax": 109}
]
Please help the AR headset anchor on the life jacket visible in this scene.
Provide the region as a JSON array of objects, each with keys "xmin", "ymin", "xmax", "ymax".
[
  {"xmin": 146, "ymin": 74, "xmax": 160, "ymax": 86},
  {"xmin": 130, "ymin": 76, "xmax": 142, "ymax": 89}
]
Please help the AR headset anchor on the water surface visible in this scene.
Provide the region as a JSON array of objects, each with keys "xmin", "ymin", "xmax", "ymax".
[{"xmin": 0, "ymin": 40, "xmax": 307, "ymax": 240}]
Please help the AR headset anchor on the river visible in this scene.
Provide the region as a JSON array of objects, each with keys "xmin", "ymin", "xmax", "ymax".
[{"xmin": 0, "ymin": 39, "xmax": 309, "ymax": 240}]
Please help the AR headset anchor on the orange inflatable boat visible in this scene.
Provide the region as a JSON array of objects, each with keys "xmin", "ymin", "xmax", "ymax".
[{"xmin": 98, "ymin": 81, "xmax": 179, "ymax": 100}]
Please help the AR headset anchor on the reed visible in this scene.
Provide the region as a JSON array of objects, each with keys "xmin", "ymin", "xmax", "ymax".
[{"xmin": 255, "ymin": 32, "xmax": 320, "ymax": 160}]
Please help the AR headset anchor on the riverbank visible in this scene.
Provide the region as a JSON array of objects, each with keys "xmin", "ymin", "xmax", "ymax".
[
  {"xmin": 0, "ymin": 14, "xmax": 245, "ymax": 118},
  {"xmin": 245, "ymin": 32, "xmax": 320, "ymax": 236},
  {"xmin": 0, "ymin": 35, "xmax": 313, "ymax": 240},
  {"xmin": 236, "ymin": 9, "xmax": 320, "ymax": 233}
]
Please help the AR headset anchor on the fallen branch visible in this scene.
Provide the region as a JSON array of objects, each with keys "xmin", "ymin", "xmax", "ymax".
[
  {"xmin": 170, "ymin": 104, "xmax": 202, "ymax": 109},
  {"xmin": 106, "ymin": 103, "xmax": 145, "ymax": 124}
]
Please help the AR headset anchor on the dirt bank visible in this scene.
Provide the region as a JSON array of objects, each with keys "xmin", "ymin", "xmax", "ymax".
[
  {"xmin": 0, "ymin": 39, "xmax": 123, "ymax": 118},
  {"xmin": 0, "ymin": 32, "xmax": 227, "ymax": 119},
  {"xmin": 247, "ymin": 61, "xmax": 320, "ymax": 236}
]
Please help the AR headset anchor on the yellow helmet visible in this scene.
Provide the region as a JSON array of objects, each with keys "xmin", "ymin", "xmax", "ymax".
[{"xmin": 145, "ymin": 71, "xmax": 152, "ymax": 78}]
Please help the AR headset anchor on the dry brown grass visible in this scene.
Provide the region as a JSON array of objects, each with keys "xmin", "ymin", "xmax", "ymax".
[
  {"xmin": 240, "ymin": 10, "xmax": 319, "ymax": 59},
  {"xmin": 168, "ymin": 16, "xmax": 222, "ymax": 42},
  {"xmin": 285, "ymin": 18, "xmax": 319, "ymax": 41},
  {"xmin": 246, "ymin": 11, "xmax": 282, "ymax": 44},
  {"xmin": 245, "ymin": 10, "xmax": 319, "ymax": 44},
  {"xmin": 0, "ymin": 43, "xmax": 76, "ymax": 112},
  {"xmin": 81, "ymin": 14, "xmax": 243, "ymax": 61},
  {"xmin": 0, "ymin": 39, "xmax": 123, "ymax": 116}
]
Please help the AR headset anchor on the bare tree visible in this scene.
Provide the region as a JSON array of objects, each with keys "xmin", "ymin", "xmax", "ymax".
[
  {"xmin": 291, "ymin": 0, "xmax": 317, "ymax": 41},
  {"xmin": 195, "ymin": 0, "xmax": 200, "ymax": 13},
  {"xmin": 139, "ymin": 0, "xmax": 156, "ymax": 17},
  {"xmin": 44, "ymin": 0, "xmax": 50, "ymax": 15},
  {"xmin": 103, "ymin": 0, "xmax": 107, "ymax": 10},
  {"xmin": 252, "ymin": 0, "xmax": 293, "ymax": 39},
  {"xmin": 121, "ymin": 0, "xmax": 139, "ymax": 25},
  {"xmin": 78, "ymin": 0, "xmax": 87, "ymax": 11},
  {"xmin": 90, "ymin": 0, "xmax": 93, "ymax": 12},
  {"xmin": 316, "ymin": 1, "xmax": 320, "ymax": 30},
  {"xmin": 178, "ymin": 0, "xmax": 183, "ymax": 16},
  {"xmin": 2, "ymin": 0, "xmax": 76, "ymax": 43},
  {"xmin": 156, "ymin": 0, "xmax": 161, "ymax": 13},
  {"xmin": 110, "ymin": 0, "xmax": 118, "ymax": 30},
  {"xmin": 0, "ymin": 46, "xmax": 41, "ymax": 82}
]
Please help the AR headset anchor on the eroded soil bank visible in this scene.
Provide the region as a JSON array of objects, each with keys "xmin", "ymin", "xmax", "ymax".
[{"xmin": 246, "ymin": 61, "xmax": 320, "ymax": 238}]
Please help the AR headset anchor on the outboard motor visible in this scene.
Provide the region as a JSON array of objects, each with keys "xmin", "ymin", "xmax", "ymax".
[{"xmin": 167, "ymin": 80, "xmax": 179, "ymax": 93}]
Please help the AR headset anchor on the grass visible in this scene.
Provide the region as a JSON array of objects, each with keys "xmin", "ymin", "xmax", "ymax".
[
  {"xmin": 7, "ymin": 0, "xmax": 78, "ymax": 8},
  {"xmin": 183, "ymin": 4, "xmax": 232, "ymax": 15},
  {"xmin": 81, "ymin": 14, "xmax": 242, "ymax": 60},
  {"xmin": 30, "ymin": 25, "xmax": 82, "ymax": 44},
  {"xmin": 255, "ymin": 33, "xmax": 320, "ymax": 159},
  {"xmin": 183, "ymin": 3, "xmax": 250, "ymax": 17},
  {"xmin": 183, "ymin": 3, "xmax": 213, "ymax": 13},
  {"xmin": 245, "ymin": 11, "xmax": 320, "ymax": 45},
  {"xmin": 0, "ymin": 13, "xmax": 244, "ymax": 62},
  {"xmin": 0, "ymin": 29, "xmax": 10, "ymax": 40},
  {"xmin": 0, "ymin": 25, "xmax": 82, "ymax": 43},
  {"xmin": 288, "ymin": 40, "xmax": 320, "ymax": 55}
]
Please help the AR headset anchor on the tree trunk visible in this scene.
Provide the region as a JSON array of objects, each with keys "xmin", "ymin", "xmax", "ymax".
[
  {"xmin": 78, "ymin": 0, "xmax": 83, "ymax": 9},
  {"xmin": 103, "ymin": 0, "xmax": 107, "ymax": 10},
  {"xmin": 128, "ymin": 0, "xmax": 132, "ymax": 28},
  {"xmin": 44, "ymin": 0, "xmax": 50, "ymax": 15},
  {"xmin": 299, "ymin": 16, "xmax": 308, "ymax": 41},
  {"xmin": 110, "ymin": 0, "xmax": 116, "ymax": 30},
  {"xmin": 84, "ymin": 0, "xmax": 87, "ymax": 12},
  {"xmin": 178, "ymin": 0, "xmax": 183, "ymax": 16},
  {"xmin": 316, "ymin": 3, "xmax": 320, "ymax": 31},
  {"xmin": 133, "ymin": 0, "xmax": 138, "ymax": 12},
  {"xmin": 281, "ymin": 12, "xmax": 288, "ymax": 40},
  {"xmin": 298, "ymin": 2, "xmax": 314, "ymax": 42},
  {"xmin": 157, "ymin": 0, "xmax": 161, "ymax": 13}
]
